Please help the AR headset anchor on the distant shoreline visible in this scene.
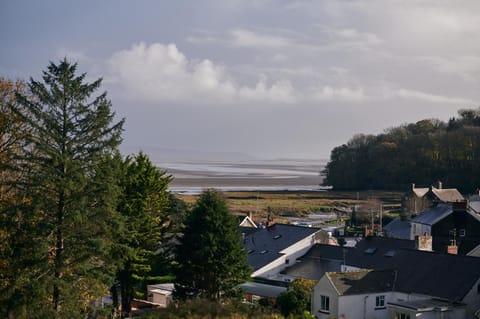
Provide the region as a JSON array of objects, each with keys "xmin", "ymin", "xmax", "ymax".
[{"xmin": 161, "ymin": 159, "xmax": 325, "ymax": 191}]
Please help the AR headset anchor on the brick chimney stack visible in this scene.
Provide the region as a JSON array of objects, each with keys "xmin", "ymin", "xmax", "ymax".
[{"xmin": 415, "ymin": 235, "xmax": 432, "ymax": 251}]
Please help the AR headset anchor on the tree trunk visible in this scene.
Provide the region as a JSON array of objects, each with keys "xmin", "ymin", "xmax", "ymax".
[{"xmin": 53, "ymin": 191, "xmax": 65, "ymax": 313}]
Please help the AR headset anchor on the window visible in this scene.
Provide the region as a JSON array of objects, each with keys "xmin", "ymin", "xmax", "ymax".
[
  {"xmin": 459, "ymin": 229, "xmax": 466, "ymax": 237},
  {"xmin": 273, "ymin": 234, "xmax": 282, "ymax": 239},
  {"xmin": 320, "ymin": 295, "xmax": 330, "ymax": 313},
  {"xmin": 364, "ymin": 248, "xmax": 377, "ymax": 254},
  {"xmin": 394, "ymin": 312, "xmax": 411, "ymax": 319},
  {"xmin": 285, "ymin": 259, "xmax": 289, "ymax": 264},
  {"xmin": 375, "ymin": 295, "xmax": 385, "ymax": 308}
]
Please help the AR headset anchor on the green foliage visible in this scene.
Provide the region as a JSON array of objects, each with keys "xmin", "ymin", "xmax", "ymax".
[
  {"xmin": 139, "ymin": 298, "xmax": 283, "ymax": 319},
  {"xmin": 323, "ymin": 109, "xmax": 480, "ymax": 192},
  {"xmin": 1, "ymin": 60, "xmax": 124, "ymax": 318},
  {"xmin": 174, "ymin": 189, "xmax": 251, "ymax": 300},
  {"xmin": 277, "ymin": 279, "xmax": 315, "ymax": 317},
  {"xmin": 112, "ymin": 152, "xmax": 172, "ymax": 316}
]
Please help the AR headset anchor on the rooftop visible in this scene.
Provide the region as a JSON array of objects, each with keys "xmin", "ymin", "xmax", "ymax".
[
  {"xmin": 326, "ymin": 269, "xmax": 397, "ymax": 295},
  {"xmin": 411, "ymin": 204, "xmax": 452, "ymax": 226},
  {"xmin": 243, "ymin": 223, "xmax": 321, "ymax": 272}
]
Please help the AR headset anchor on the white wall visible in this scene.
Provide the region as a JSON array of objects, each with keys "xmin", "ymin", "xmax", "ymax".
[
  {"xmin": 410, "ymin": 222, "xmax": 431, "ymax": 240},
  {"xmin": 251, "ymin": 234, "xmax": 316, "ymax": 278},
  {"xmin": 312, "ymin": 275, "xmax": 339, "ymax": 319}
]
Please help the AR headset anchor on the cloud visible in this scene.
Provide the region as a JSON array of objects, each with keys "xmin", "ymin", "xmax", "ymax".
[
  {"xmin": 230, "ymin": 29, "xmax": 292, "ymax": 48},
  {"xmin": 107, "ymin": 42, "xmax": 296, "ymax": 104},
  {"xmin": 396, "ymin": 88, "xmax": 475, "ymax": 105},
  {"xmin": 311, "ymin": 85, "xmax": 367, "ymax": 102}
]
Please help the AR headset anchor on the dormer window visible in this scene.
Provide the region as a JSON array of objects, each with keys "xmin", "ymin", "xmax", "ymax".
[{"xmin": 459, "ymin": 229, "xmax": 466, "ymax": 237}]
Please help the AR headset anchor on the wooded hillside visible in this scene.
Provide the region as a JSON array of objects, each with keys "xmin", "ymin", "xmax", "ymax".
[{"xmin": 323, "ymin": 108, "xmax": 480, "ymax": 192}]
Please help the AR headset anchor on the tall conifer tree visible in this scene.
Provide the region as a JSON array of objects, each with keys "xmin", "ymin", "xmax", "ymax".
[
  {"xmin": 9, "ymin": 60, "xmax": 124, "ymax": 318},
  {"xmin": 112, "ymin": 152, "xmax": 171, "ymax": 317}
]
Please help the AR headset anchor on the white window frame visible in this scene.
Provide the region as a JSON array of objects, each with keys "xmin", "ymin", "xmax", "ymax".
[
  {"xmin": 320, "ymin": 295, "xmax": 330, "ymax": 313},
  {"xmin": 375, "ymin": 295, "xmax": 385, "ymax": 309}
]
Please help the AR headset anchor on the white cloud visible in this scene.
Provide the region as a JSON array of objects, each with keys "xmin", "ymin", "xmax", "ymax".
[
  {"xmin": 396, "ymin": 88, "xmax": 475, "ymax": 105},
  {"xmin": 230, "ymin": 29, "xmax": 292, "ymax": 48},
  {"xmin": 238, "ymin": 75, "xmax": 296, "ymax": 103},
  {"xmin": 108, "ymin": 42, "xmax": 296, "ymax": 104},
  {"xmin": 311, "ymin": 85, "xmax": 367, "ymax": 102}
]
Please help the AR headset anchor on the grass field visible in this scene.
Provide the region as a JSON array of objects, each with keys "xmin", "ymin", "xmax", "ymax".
[{"xmin": 176, "ymin": 190, "xmax": 404, "ymax": 221}]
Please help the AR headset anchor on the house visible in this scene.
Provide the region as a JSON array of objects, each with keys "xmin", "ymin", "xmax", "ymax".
[
  {"xmin": 146, "ymin": 283, "xmax": 174, "ymax": 308},
  {"xmin": 311, "ymin": 238, "xmax": 480, "ymax": 319},
  {"xmin": 238, "ymin": 212, "xmax": 258, "ymax": 228},
  {"xmin": 241, "ymin": 223, "xmax": 328, "ymax": 281},
  {"xmin": 383, "ymin": 216, "xmax": 411, "ymax": 240},
  {"xmin": 410, "ymin": 203, "xmax": 480, "ymax": 255},
  {"xmin": 402, "ymin": 183, "xmax": 430, "ymax": 215},
  {"xmin": 402, "ymin": 182, "xmax": 464, "ymax": 214}
]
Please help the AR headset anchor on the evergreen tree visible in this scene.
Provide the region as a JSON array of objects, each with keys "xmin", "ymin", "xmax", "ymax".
[
  {"xmin": 6, "ymin": 60, "xmax": 124, "ymax": 318},
  {"xmin": 174, "ymin": 189, "xmax": 251, "ymax": 300},
  {"xmin": 112, "ymin": 152, "xmax": 171, "ymax": 317}
]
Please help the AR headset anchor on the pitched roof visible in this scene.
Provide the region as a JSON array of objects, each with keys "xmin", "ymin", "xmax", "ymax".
[
  {"xmin": 370, "ymin": 249, "xmax": 480, "ymax": 301},
  {"xmin": 345, "ymin": 236, "xmax": 415, "ymax": 269},
  {"xmin": 411, "ymin": 204, "xmax": 452, "ymax": 226},
  {"xmin": 467, "ymin": 244, "xmax": 480, "ymax": 257},
  {"xmin": 383, "ymin": 217, "xmax": 411, "ymax": 240},
  {"xmin": 468, "ymin": 200, "xmax": 480, "ymax": 214},
  {"xmin": 430, "ymin": 187, "xmax": 464, "ymax": 202},
  {"xmin": 326, "ymin": 269, "xmax": 397, "ymax": 295},
  {"xmin": 281, "ymin": 244, "xmax": 350, "ymax": 280},
  {"xmin": 243, "ymin": 224, "xmax": 321, "ymax": 272},
  {"xmin": 412, "ymin": 187, "xmax": 429, "ymax": 197}
]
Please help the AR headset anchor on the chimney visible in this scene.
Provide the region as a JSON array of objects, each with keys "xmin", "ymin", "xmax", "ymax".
[
  {"xmin": 447, "ymin": 240, "xmax": 458, "ymax": 255},
  {"xmin": 415, "ymin": 235, "xmax": 432, "ymax": 251},
  {"xmin": 266, "ymin": 206, "xmax": 275, "ymax": 228},
  {"xmin": 412, "ymin": 183, "xmax": 416, "ymax": 190},
  {"xmin": 437, "ymin": 181, "xmax": 443, "ymax": 189},
  {"xmin": 248, "ymin": 211, "xmax": 253, "ymax": 220}
]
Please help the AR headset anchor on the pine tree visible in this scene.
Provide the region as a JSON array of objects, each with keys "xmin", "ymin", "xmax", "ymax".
[
  {"xmin": 112, "ymin": 152, "xmax": 171, "ymax": 317},
  {"xmin": 7, "ymin": 59, "xmax": 124, "ymax": 318},
  {"xmin": 174, "ymin": 189, "xmax": 251, "ymax": 300}
]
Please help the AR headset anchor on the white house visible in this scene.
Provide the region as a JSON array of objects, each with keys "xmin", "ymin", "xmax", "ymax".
[
  {"xmin": 146, "ymin": 283, "xmax": 174, "ymax": 308},
  {"xmin": 242, "ymin": 223, "xmax": 328, "ymax": 281},
  {"xmin": 312, "ymin": 270, "xmax": 467, "ymax": 319}
]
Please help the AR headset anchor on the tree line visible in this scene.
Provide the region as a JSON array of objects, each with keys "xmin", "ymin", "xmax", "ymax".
[
  {"xmin": 0, "ymin": 60, "xmax": 250, "ymax": 319},
  {"xmin": 322, "ymin": 109, "xmax": 480, "ymax": 192}
]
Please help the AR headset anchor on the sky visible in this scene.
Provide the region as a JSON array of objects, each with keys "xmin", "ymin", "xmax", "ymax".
[{"xmin": 2, "ymin": 0, "xmax": 480, "ymax": 160}]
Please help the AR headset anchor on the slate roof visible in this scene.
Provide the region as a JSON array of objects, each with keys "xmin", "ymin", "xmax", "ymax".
[
  {"xmin": 469, "ymin": 200, "xmax": 480, "ymax": 214},
  {"xmin": 410, "ymin": 204, "xmax": 452, "ymax": 226},
  {"xmin": 383, "ymin": 217, "xmax": 411, "ymax": 240},
  {"xmin": 345, "ymin": 236, "xmax": 415, "ymax": 269},
  {"xmin": 243, "ymin": 224, "xmax": 320, "ymax": 272},
  {"xmin": 430, "ymin": 187, "xmax": 464, "ymax": 203},
  {"xmin": 239, "ymin": 282, "xmax": 287, "ymax": 298},
  {"xmin": 326, "ymin": 269, "xmax": 397, "ymax": 295},
  {"xmin": 361, "ymin": 249, "xmax": 480, "ymax": 301},
  {"xmin": 281, "ymin": 244, "xmax": 351, "ymax": 280}
]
